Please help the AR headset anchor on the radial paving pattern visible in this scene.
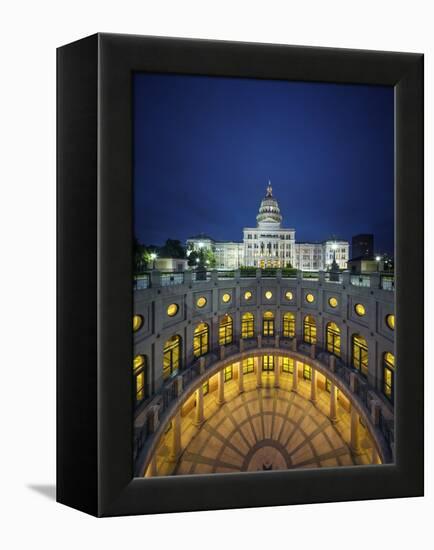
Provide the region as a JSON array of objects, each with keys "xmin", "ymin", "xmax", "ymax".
[{"xmin": 154, "ymin": 376, "xmax": 373, "ymax": 476}]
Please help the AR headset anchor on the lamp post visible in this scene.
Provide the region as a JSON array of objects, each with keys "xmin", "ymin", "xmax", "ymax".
[
  {"xmin": 150, "ymin": 252, "xmax": 157, "ymax": 270},
  {"xmin": 375, "ymin": 255, "xmax": 381, "ymax": 272}
]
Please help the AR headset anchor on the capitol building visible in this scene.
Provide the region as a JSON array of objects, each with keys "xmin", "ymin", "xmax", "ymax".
[{"xmin": 186, "ymin": 183, "xmax": 349, "ymax": 271}]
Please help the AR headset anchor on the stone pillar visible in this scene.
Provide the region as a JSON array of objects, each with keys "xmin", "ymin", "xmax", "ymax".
[
  {"xmin": 169, "ymin": 410, "xmax": 181, "ymax": 462},
  {"xmin": 370, "ymin": 399, "xmax": 381, "ymax": 426},
  {"xmin": 257, "ymin": 334, "xmax": 262, "ymax": 349},
  {"xmin": 292, "ymin": 361, "xmax": 298, "ymax": 392},
  {"xmin": 292, "ymin": 337, "xmax": 297, "ymax": 352},
  {"xmin": 239, "ymin": 338, "xmax": 244, "ymax": 353},
  {"xmin": 149, "ymin": 453, "xmax": 158, "ymax": 477},
  {"xmin": 350, "ymin": 372, "xmax": 358, "ymax": 394},
  {"xmin": 238, "ymin": 362, "xmax": 244, "ymax": 394},
  {"xmin": 350, "ymin": 407, "xmax": 362, "ymax": 454},
  {"xmin": 274, "ymin": 356, "xmax": 280, "ymax": 388},
  {"xmin": 216, "ymin": 369, "xmax": 225, "ymax": 405},
  {"xmin": 310, "ymin": 368, "xmax": 317, "ymax": 404},
  {"xmin": 150, "ymin": 270, "xmax": 162, "ymax": 288},
  {"xmin": 329, "ymin": 383, "xmax": 338, "ymax": 422},
  {"xmin": 275, "ymin": 334, "xmax": 280, "ymax": 349},
  {"xmin": 194, "ymin": 386, "xmax": 204, "ymax": 426},
  {"xmin": 220, "ymin": 345, "xmax": 225, "ymax": 360},
  {"xmin": 199, "ymin": 356, "xmax": 206, "ymax": 374},
  {"xmin": 310, "ymin": 344, "xmax": 316, "ymax": 359},
  {"xmin": 329, "ymin": 354, "xmax": 336, "ymax": 372},
  {"xmin": 255, "ymin": 357, "xmax": 262, "ymax": 388}
]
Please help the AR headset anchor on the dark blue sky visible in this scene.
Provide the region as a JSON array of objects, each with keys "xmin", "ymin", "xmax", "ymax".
[{"xmin": 134, "ymin": 73, "xmax": 394, "ymax": 254}]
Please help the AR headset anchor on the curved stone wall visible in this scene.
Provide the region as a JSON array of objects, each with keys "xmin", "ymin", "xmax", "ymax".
[{"xmin": 133, "ymin": 270, "xmax": 395, "ymax": 476}]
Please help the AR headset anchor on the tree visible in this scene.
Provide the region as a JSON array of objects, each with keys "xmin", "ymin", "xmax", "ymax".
[
  {"xmin": 159, "ymin": 239, "xmax": 186, "ymax": 259},
  {"xmin": 187, "ymin": 248, "xmax": 216, "ymax": 268}
]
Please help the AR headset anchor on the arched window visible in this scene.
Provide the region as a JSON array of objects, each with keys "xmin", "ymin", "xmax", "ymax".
[
  {"xmin": 193, "ymin": 322, "xmax": 209, "ymax": 358},
  {"xmin": 352, "ymin": 334, "xmax": 368, "ymax": 378},
  {"xmin": 163, "ymin": 335, "xmax": 182, "ymax": 380},
  {"xmin": 326, "ymin": 322, "xmax": 341, "ymax": 357},
  {"xmin": 263, "ymin": 311, "xmax": 274, "ymax": 336},
  {"xmin": 383, "ymin": 352, "xmax": 395, "ymax": 402},
  {"xmin": 133, "ymin": 354, "xmax": 147, "ymax": 404},
  {"xmin": 282, "ymin": 312, "xmax": 295, "ymax": 338},
  {"xmin": 219, "ymin": 314, "xmax": 233, "ymax": 345},
  {"xmin": 241, "ymin": 312, "xmax": 255, "ymax": 339},
  {"xmin": 303, "ymin": 315, "xmax": 317, "ymax": 344}
]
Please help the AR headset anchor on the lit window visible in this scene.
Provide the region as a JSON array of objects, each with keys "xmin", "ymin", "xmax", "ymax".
[
  {"xmin": 282, "ymin": 312, "xmax": 295, "ymax": 338},
  {"xmin": 133, "ymin": 315, "xmax": 143, "ymax": 332},
  {"xmin": 222, "ymin": 293, "xmax": 231, "ymax": 303},
  {"xmin": 265, "ymin": 290, "xmax": 273, "ymax": 300},
  {"xmin": 133, "ymin": 354, "xmax": 146, "ymax": 404},
  {"xmin": 224, "ymin": 365, "xmax": 233, "ymax": 382},
  {"xmin": 303, "ymin": 315, "xmax": 317, "ymax": 344},
  {"xmin": 133, "ymin": 354, "xmax": 145, "ymax": 371},
  {"xmin": 352, "ymin": 334, "xmax": 368, "ymax": 377},
  {"xmin": 262, "ymin": 355, "xmax": 274, "ymax": 371},
  {"xmin": 163, "ymin": 335, "xmax": 182, "ymax": 380},
  {"xmin": 196, "ymin": 296, "xmax": 207, "ymax": 308},
  {"xmin": 306, "ymin": 293, "xmax": 315, "ymax": 303},
  {"xmin": 242, "ymin": 357, "xmax": 254, "ymax": 374},
  {"xmin": 383, "ymin": 352, "xmax": 395, "ymax": 402},
  {"xmin": 355, "ymin": 303, "xmax": 366, "ymax": 316},
  {"xmin": 328, "ymin": 297, "xmax": 338, "ymax": 308},
  {"xmin": 244, "ymin": 291, "xmax": 252, "ymax": 300},
  {"xmin": 193, "ymin": 322, "xmax": 209, "ymax": 358},
  {"xmin": 167, "ymin": 303, "xmax": 179, "ymax": 317},
  {"xmin": 326, "ymin": 322, "xmax": 341, "ymax": 357},
  {"xmin": 281, "ymin": 357, "xmax": 294, "ymax": 373},
  {"xmin": 219, "ymin": 314, "xmax": 233, "ymax": 345},
  {"xmin": 303, "ymin": 365, "xmax": 312, "ymax": 380},
  {"xmin": 241, "ymin": 312, "xmax": 254, "ymax": 339},
  {"xmin": 285, "ymin": 291, "xmax": 293, "ymax": 301},
  {"xmin": 263, "ymin": 311, "xmax": 274, "ymax": 336},
  {"xmin": 203, "ymin": 380, "xmax": 209, "ymax": 395},
  {"xmin": 386, "ymin": 314, "xmax": 395, "ymax": 330}
]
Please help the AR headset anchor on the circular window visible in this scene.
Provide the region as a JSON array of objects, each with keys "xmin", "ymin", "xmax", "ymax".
[
  {"xmin": 222, "ymin": 293, "xmax": 231, "ymax": 303},
  {"xmin": 133, "ymin": 314, "xmax": 143, "ymax": 332},
  {"xmin": 386, "ymin": 314, "xmax": 395, "ymax": 330},
  {"xmin": 244, "ymin": 291, "xmax": 252, "ymax": 301},
  {"xmin": 285, "ymin": 291, "xmax": 293, "ymax": 301},
  {"xmin": 265, "ymin": 291, "xmax": 273, "ymax": 300},
  {"xmin": 355, "ymin": 303, "xmax": 366, "ymax": 316},
  {"xmin": 328, "ymin": 297, "xmax": 338, "ymax": 308},
  {"xmin": 167, "ymin": 303, "xmax": 179, "ymax": 317},
  {"xmin": 196, "ymin": 296, "xmax": 207, "ymax": 308},
  {"xmin": 133, "ymin": 354, "xmax": 145, "ymax": 371},
  {"xmin": 306, "ymin": 293, "xmax": 315, "ymax": 303}
]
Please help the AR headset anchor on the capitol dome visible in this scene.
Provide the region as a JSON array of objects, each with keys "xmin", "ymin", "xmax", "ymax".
[{"xmin": 256, "ymin": 182, "xmax": 283, "ymax": 228}]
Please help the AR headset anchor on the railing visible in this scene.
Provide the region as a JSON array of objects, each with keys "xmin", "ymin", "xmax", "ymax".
[
  {"xmin": 134, "ymin": 274, "xmax": 150, "ymax": 290},
  {"xmin": 134, "ymin": 269, "xmax": 394, "ymax": 291},
  {"xmin": 191, "ymin": 270, "xmax": 212, "ymax": 282},
  {"xmin": 381, "ymin": 276, "xmax": 395, "ymax": 291},
  {"xmin": 134, "ymin": 334, "xmax": 394, "ymax": 468},
  {"xmin": 160, "ymin": 272, "xmax": 184, "ymax": 286},
  {"xmin": 350, "ymin": 274, "xmax": 371, "ymax": 288}
]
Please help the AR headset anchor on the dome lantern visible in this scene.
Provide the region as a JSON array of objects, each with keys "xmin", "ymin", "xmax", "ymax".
[{"xmin": 256, "ymin": 181, "xmax": 283, "ymax": 228}]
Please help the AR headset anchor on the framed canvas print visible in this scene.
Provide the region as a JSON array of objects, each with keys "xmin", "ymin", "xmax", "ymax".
[{"xmin": 57, "ymin": 33, "xmax": 424, "ymax": 517}]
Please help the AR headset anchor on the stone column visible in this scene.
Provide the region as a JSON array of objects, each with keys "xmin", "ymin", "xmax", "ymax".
[
  {"xmin": 329, "ymin": 382, "xmax": 338, "ymax": 422},
  {"xmin": 310, "ymin": 368, "xmax": 317, "ymax": 404},
  {"xmin": 216, "ymin": 369, "xmax": 225, "ymax": 405},
  {"xmin": 274, "ymin": 356, "xmax": 280, "ymax": 388},
  {"xmin": 169, "ymin": 410, "xmax": 181, "ymax": 462},
  {"xmin": 238, "ymin": 362, "xmax": 244, "ymax": 394},
  {"xmin": 292, "ymin": 360, "xmax": 298, "ymax": 392},
  {"xmin": 147, "ymin": 453, "xmax": 158, "ymax": 477},
  {"xmin": 371, "ymin": 446, "xmax": 380, "ymax": 464},
  {"xmin": 194, "ymin": 386, "xmax": 204, "ymax": 426},
  {"xmin": 255, "ymin": 356, "xmax": 262, "ymax": 388},
  {"xmin": 350, "ymin": 407, "xmax": 362, "ymax": 454}
]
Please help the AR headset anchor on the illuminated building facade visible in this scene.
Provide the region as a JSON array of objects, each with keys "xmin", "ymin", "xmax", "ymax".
[{"xmin": 186, "ymin": 183, "xmax": 350, "ymax": 270}]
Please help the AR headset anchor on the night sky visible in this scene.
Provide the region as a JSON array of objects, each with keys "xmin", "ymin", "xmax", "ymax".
[{"xmin": 134, "ymin": 73, "xmax": 394, "ymax": 255}]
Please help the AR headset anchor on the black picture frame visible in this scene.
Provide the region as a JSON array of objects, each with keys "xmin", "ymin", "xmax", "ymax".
[{"xmin": 57, "ymin": 33, "xmax": 424, "ymax": 517}]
